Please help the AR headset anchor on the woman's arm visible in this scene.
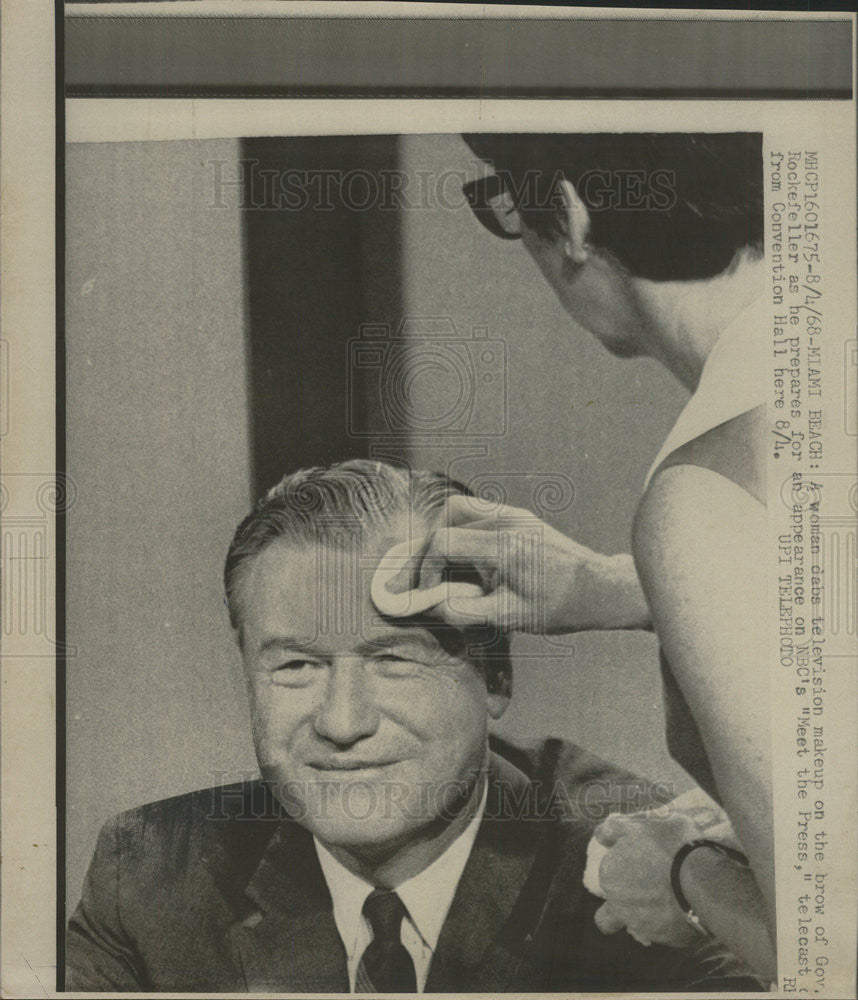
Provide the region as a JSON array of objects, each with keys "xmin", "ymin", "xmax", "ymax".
[
  {"xmin": 680, "ymin": 838, "xmax": 776, "ymax": 981},
  {"xmin": 632, "ymin": 461, "xmax": 775, "ymax": 924}
]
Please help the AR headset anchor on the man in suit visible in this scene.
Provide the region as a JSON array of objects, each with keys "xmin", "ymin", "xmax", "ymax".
[{"xmin": 66, "ymin": 460, "xmax": 758, "ymax": 992}]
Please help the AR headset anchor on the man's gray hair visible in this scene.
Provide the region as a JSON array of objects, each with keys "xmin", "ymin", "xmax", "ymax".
[{"xmin": 224, "ymin": 459, "xmax": 511, "ymax": 695}]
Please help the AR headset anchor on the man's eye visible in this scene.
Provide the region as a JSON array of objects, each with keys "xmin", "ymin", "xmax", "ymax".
[
  {"xmin": 272, "ymin": 660, "xmax": 320, "ymax": 685},
  {"xmin": 378, "ymin": 653, "xmax": 426, "ymax": 666},
  {"xmin": 370, "ymin": 654, "xmax": 427, "ymax": 677}
]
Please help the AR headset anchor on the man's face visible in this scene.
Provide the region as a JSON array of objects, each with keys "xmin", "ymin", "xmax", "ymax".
[{"xmin": 236, "ymin": 523, "xmax": 508, "ymax": 854}]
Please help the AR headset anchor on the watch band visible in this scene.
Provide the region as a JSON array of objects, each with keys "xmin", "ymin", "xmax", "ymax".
[{"xmin": 670, "ymin": 838, "xmax": 751, "ymax": 934}]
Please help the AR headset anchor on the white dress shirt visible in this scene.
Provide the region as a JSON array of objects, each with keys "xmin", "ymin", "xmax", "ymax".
[{"xmin": 314, "ymin": 783, "xmax": 487, "ymax": 992}]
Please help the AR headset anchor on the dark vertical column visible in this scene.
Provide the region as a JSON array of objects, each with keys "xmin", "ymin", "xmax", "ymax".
[{"xmin": 241, "ymin": 136, "xmax": 402, "ymax": 495}]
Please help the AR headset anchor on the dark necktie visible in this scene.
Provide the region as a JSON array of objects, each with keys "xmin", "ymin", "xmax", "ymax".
[{"xmin": 355, "ymin": 889, "xmax": 418, "ymax": 994}]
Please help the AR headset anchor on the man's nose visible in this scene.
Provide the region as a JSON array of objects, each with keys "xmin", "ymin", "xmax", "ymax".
[{"xmin": 312, "ymin": 661, "xmax": 379, "ymax": 746}]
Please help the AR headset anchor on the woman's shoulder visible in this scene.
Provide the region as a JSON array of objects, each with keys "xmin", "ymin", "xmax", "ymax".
[
  {"xmin": 644, "ymin": 293, "xmax": 767, "ymax": 494},
  {"xmin": 649, "ymin": 405, "xmax": 765, "ymax": 504},
  {"xmin": 633, "ymin": 425, "xmax": 766, "ymax": 590}
]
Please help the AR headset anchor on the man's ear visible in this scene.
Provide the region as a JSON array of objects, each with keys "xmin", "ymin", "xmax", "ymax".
[{"xmin": 557, "ymin": 178, "xmax": 592, "ymax": 265}]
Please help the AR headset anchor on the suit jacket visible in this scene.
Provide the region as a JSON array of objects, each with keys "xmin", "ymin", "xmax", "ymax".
[{"xmin": 66, "ymin": 737, "xmax": 761, "ymax": 992}]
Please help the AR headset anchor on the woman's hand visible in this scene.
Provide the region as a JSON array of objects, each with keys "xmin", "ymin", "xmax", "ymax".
[
  {"xmin": 592, "ymin": 810, "xmax": 702, "ymax": 948},
  {"xmin": 371, "ymin": 494, "xmax": 650, "ymax": 633}
]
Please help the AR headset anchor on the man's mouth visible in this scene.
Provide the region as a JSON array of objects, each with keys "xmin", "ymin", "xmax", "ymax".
[{"xmin": 307, "ymin": 759, "xmax": 398, "ymax": 772}]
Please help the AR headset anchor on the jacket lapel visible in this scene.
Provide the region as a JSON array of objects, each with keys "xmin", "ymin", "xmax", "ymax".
[
  {"xmin": 425, "ymin": 752, "xmax": 553, "ymax": 993},
  {"xmin": 228, "ymin": 820, "xmax": 349, "ymax": 993},
  {"xmin": 226, "ymin": 753, "xmax": 566, "ymax": 994}
]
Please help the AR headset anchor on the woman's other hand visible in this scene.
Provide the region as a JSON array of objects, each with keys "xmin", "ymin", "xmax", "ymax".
[{"xmin": 592, "ymin": 810, "xmax": 702, "ymax": 949}]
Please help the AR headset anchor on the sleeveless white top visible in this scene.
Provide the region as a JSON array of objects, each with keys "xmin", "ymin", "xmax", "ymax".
[{"xmin": 644, "ymin": 295, "xmax": 767, "ymax": 490}]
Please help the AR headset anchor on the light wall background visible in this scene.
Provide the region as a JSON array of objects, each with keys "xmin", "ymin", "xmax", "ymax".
[
  {"xmin": 66, "ymin": 140, "xmax": 256, "ymax": 911},
  {"xmin": 66, "ymin": 135, "xmax": 693, "ymax": 913}
]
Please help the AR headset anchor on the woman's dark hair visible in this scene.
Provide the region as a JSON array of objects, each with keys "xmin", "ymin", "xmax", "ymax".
[{"xmin": 463, "ymin": 132, "xmax": 764, "ymax": 281}]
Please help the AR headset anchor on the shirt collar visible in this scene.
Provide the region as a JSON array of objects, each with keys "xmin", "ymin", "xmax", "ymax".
[
  {"xmin": 395, "ymin": 780, "xmax": 487, "ymax": 950},
  {"xmin": 314, "ymin": 779, "xmax": 488, "ymax": 957},
  {"xmin": 314, "ymin": 839, "xmax": 374, "ymax": 961}
]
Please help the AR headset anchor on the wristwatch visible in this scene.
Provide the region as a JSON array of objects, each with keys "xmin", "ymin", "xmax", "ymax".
[{"xmin": 670, "ymin": 838, "xmax": 750, "ymax": 935}]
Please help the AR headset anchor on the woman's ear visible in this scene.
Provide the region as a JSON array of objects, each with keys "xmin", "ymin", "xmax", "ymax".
[
  {"xmin": 487, "ymin": 689, "xmax": 511, "ymax": 721},
  {"xmin": 557, "ymin": 179, "xmax": 592, "ymax": 265}
]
